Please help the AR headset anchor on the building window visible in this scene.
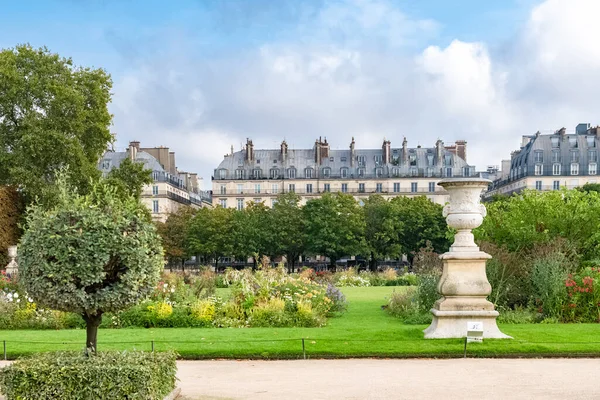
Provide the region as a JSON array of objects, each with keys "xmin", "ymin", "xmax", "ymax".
[
  {"xmin": 341, "ymin": 183, "xmax": 348, "ymax": 193},
  {"xmin": 237, "ymin": 184, "xmax": 243, "ymax": 194},
  {"xmin": 272, "ymin": 183, "xmax": 278, "ymax": 194},
  {"xmin": 358, "ymin": 183, "xmax": 365, "ymax": 193},
  {"xmin": 152, "ymin": 185, "xmax": 159, "ymax": 195},
  {"xmin": 270, "ymin": 168, "xmax": 279, "ymax": 178},
  {"xmin": 374, "ymin": 155, "xmax": 382, "ymax": 165},
  {"xmin": 375, "ymin": 168, "xmax": 383, "ymax": 177},
  {"xmin": 288, "ymin": 184, "xmax": 295, "ymax": 193},
  {"xmin": 410, "ymin": 167, "xmax": 418, "ymax": 177},
  {"xmin": 253, "ymin": 169, "xmax": 261, "ymax": 179},
  {"xmin": 426, "ymin": 168, "xmax": 434, "ymax": 177},
  {"xmin": 552, "ymin": 164, "xmax": 561, "ymax": 175},
  {"xmin": 587, "ymin": 136, "xmax": 596, "ymax": 148},
  {"xmin": 590, "ymin": 163, "xmax": 597, "ymax": 175},
  {"xmin": 306, "ymin": 184, "xmax": 313, "ymax": 193},
  {"xmin": 571, "ymin": 150, "xmax": 580, "ymax": 163},
  {"xmin": 341, "ymin": 157, "xmax": 347, "ymax": 162},
  {"xmin": 253, "ymin": 198, "xmax": 260, "ymax": 204},
  {"xmin": 409, "ymin": 154, "xmax": 417, "ymax": 166},
  {"xmin": 330, "ymin": 157, "xmax": 334, "ymax": 162},
  {"xmin": 534, "ymin": 164, "xmax": 543, "ymax": 176},
  {"xmin": 427, "ymin": 154, "xmax": 434, "ymax": 166},
  {"xmin": 535, "ymin": 180, "xmax": 542, "ymax": 190},
  {"xmin": 305, "ymin": 168, "xmax": 313, "ymax": 179},
  {"xmin": 271, "ymin": 199, "xmax": 277, "ymax": 207},
  {"xmin": 358, "ymin": 168, "xmax": 365, "ymax": 177},
  {"xmin": 254, "ymin": 184, "xmax": 260, "ymax": 194},
  {"xmin": 235, "ymin": 169, "xmax": 245, "ymax": 179},
  {"xmin": 464, "ymin": 167, "xmax": 472, "ymax": 177},
  {"xmin": 341, "ymin": 168, "xmax": 348, "ymax": 178},
  {"xmin": 288, "ymin": 168, "xmax": 296, "ymax": 179},
  {"xmin": 411, "ymin": 182, "xmax": 418, "ymax": 193},
  {"xmin": 428, "ymin": 182, "xmax": 436, "ymax": 192},
  {"xmin": 589, "ymin": 150, "xmax": 597, "ymax": 162},
  {"xmin": 569, "ymin": 136, "xmax": 577, "ymax": 148},
  {"xmin": 444, "ymin": 154, "xmax": 452, "ymax": 166},
  {"xmin": 376, "ymin": 183, "xmax": 382, "ymax": 193},
  {"xmin": 220, "ymin": 185, "xmax": 226, "ymax": 195},
  {"xmin": 219, "ymin": 199, "xmax": 227, "ymax": 208},
  {"xmin": 392, "ymin": 167, "xmax": 399, "ymax": 177},
  {"xmin": 553, "ymin": 180, "xmax": 560, "ymax": 190},
  {"xmin": 552, "ymin": 150, "xmax": 561, "ymax": 163},
  {"xmin": 393, "ymin": 183, "xmax": 400, "ymax": 193},
  {"xmin": 357, "ymin": 155, "xmax": 366, "ymax": 166},
  {"xmin": 534, "ymin": 151, "xmax": 543, "ymax": 163},
  {"xmin": 237, "ymin": 198, "xmax": 244, "ymax": 210},
  {"xmin": 551, "ymin": 137, "xmax": 559, "ymax": 148},
  {"xmin": 152, "ymin": 200, "xmax": 159, "ymax": 213},
  {"xmin": 323, "ymin": 183, "xmax": 330, "ymax": 192},
  {"xmin": 322, "ymin": 168, "xmax": 331, "ymax": 178},
  {"xmin": 571, "ymin": 163, "xmax": 579, "ymax": 175},
  {"xmin": 445, "ymin": 168, "xmax": 452, "ymax": 177}
]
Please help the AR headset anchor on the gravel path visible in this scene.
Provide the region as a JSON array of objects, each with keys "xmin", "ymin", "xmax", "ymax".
[
  {"xmin": 1, "ymin": 358, "xmax": 598, "ymax": 399},
  {"xmin": 175, "ymin": 358, "xmax": 599, "ymax": 400}
]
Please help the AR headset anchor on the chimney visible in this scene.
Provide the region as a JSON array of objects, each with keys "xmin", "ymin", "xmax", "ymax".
[
  {"xmin": 454, "ymin": 140, "xmax": 467, "ymax": 162},
  {"xmin": 315, "ymin": 138, "xmax": 321, "ymax": 164},
  {"xmin": 435, "ymin": 139, "xmax": 443, "ymax": 167},
  {"xmin": 245, "ymin": 138, "xmax": 254, "ymax": 162},
  {"xmin": 230, "ymin": 145, "xmax": 234, "ymax": 156},
  {"xmin": 321, "ymin": 137, "xmax": 330, "ymax": 162},
  {"xmin": 558, "ymin": 127, "xmax": 567, "ymax": 142},
  {"xmin": 350, "ymin": 137, "xmax": 356, "ymax": 167},
  {"xmin": 314, "ymin": 137, "xmax": 329, "ymax": 165},
  {"xmin": 280, "ymin": 140, "xmax": 288, "ymax": 162},
  {"xmin": 128, "ymin": 141, "xmax": 139, "ymax": 161},
  {"xmin": 402, "ymin": 137, "xmax": 408, "ymax": 165},
  {"xmin": 382, "ymin": 138, "xmax": 391, "ymax": 164}
]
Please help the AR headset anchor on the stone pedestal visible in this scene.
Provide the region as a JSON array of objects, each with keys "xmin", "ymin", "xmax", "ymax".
[
  {"xmin": 423, "ymin": 178, "xmax": 510, "ymax": 339},
  {"xmin": 5, "ymin": 245, "xmax": 18, "ymax": 276}
]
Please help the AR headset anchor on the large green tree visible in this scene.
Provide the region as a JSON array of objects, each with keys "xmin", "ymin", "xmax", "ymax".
[
  {"xmin": 232, "ymin": 201, "xmax": 274, "ymax": 269},
  {"xmin": 363, "ymin": 195, "xmax": 402, "ymax": 270},
  {"xmin": 18, "ymin": 176, "xmax": 163, "ymax": 351},
  {"xmin": 271, "ymin": 192, "xmax": 306, "ymax": 272},
  {"xmin": 156, "ymin": 206, "xmax": 197, "ymax": 269},
  {"xmin": 391, "ymin": 196, "xmax": 449, "ymax": 262},
  {"xmin": 187, "ymin": 206, "xmax": 235, "ymax": 269},
  {"xmin": 0, "ymin": 44, "xmax": 113, "ymax": 206},
  {"xmin": 304, "ymin": 193, "xmax": 366, "ymax": 270}
]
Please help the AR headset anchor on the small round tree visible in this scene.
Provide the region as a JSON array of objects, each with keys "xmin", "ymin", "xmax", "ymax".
[{"xmin": 18, "ymin": 178, "xmax": 164, "ymax": 351}]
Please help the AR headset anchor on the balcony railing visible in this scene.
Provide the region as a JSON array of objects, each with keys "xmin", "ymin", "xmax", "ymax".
[{"xmin": 217, "ymin": 187, "xmax": 446, "ymax": 196}]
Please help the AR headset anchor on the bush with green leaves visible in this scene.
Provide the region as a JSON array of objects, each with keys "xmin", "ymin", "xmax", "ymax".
[
  {"xmin": 0, "ymin": 351, "xmax": 176, "ymax": 400},
  {"xmin": 18, "ymin": 177, "xmax": 164, "ymax": 350}
]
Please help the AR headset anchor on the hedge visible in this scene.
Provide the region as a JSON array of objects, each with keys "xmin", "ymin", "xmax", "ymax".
[{"xmin": 0, "ymin": 351, "xmax": 177, "ymax": 400}]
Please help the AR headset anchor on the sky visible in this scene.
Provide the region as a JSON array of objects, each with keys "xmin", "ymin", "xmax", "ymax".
[{"xmin": 2, "ymin": 0, "xmax": 599, "ymax": 189}]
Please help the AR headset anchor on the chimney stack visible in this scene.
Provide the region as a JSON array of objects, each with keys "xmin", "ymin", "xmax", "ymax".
[
  {"xmin": 128, "ymin": 141, "xmax": 140, "ymax": 161},
  {"xmin": 435, "ymin": 139, "xmax": 444, "ymax": 167},
  {"xmin": 350, "ymin": 137, "xmax": 356, "ymax": 167},
  {"xmin": 402, "ymin": 137, "xmax": 408, "ymax": 165},
  {"xmin": 245, "ymin": 138, "xmax": 254, "ymax": 162},
  {"xmin": 382, "ymin": 138, "xmax": 391, "ymax": 164},
  {"xmin": 454, "ymin": 140, "xmax": 467, "ymax": 162},
  {"xmin": 280, "ymin": 140, "xmax": 288, "ymax": 162}
]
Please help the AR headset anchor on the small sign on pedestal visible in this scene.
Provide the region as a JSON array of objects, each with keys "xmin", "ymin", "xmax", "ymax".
[{"xmin": 466, "ymin": 321, "xmax": 483, "ymax": 343}]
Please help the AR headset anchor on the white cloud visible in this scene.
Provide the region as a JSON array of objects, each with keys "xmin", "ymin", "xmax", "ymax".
[{"xmin": 110, "ymin": 0, "xmax": 600, "ymax": 188}]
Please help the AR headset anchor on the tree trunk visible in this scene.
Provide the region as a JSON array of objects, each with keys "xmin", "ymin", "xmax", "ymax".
[
  {"xmin": 181, "ymin": 258, "xmax": 185, "ymax": 272},
  {"xmin": 370, "ymin": 251, "xmax": 377, "ymax": 272},
  {"xmin": 82, "ymin": 312, "xmax": 103, "ymax": 353}
]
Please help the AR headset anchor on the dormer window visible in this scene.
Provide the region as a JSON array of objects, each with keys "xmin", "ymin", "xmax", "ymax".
[
  {"xmin": 305, "ymin": 168, "xmax": 314, "ymax": 179},
  {"xmin": 587, "ymin": 136, "xmax": 596, "ymax": 148},
  {"xmin": 444, "ymin": 154, "xmax": 452, "ymax": 166},
  {"xmin": 219, "ymin": 169, "xmax": 227, "ymax": 179},
  {"xmin": 341, "ymin": 157, "xmax": 347, "ymax": 162},
  {"xmin": 270, "ymin": 168, "xmax": 279, "ymax": 179},
  {"xmin": 341, "ymin": 168, "xmax": 348, "ymax": 178},
  {"xmin": 409, "ymin": 154, "xmax": 417, "ymax": 166},
  {"xmin": 235, "ymin": 169, "xmax": 245, "ymax": 179},
  {"xmin": 569, "ymin": 136, "xmax": 578, "ymax": 148},
  {"xmin": 374, "ymin": 155, "xmax": 382, "ymax": 165},
  {"xmin": 357, "ymin": 155, "xmax": 366, "ymax": 166},
  {"xmin": 534, "ymin": 151, "xmax": 543, "ymax": 163},
  {"xmin": 375, "ymin": 167, "xmax": 383, "ymax": 177},
  {"xmin": 392, "ymin": 167, "xmax": 399, "ymax": 177},
  {"xmin": 252, "ymin": 168, "xmax": 262, "ymax": 179},
  {"xmin": 322, "ymin": 167, "xmax": 331, "ymax": 178},
  {"xmin": 551, "ymin": 137, "xmax": 559, "ymax": 148},
  {"xmin": 358, "ymin": 168, "xmax": 365, "ymax": 177},
  {"xmin": 287, "ymin": 167, "xmax": 296, "ymax": 179}
]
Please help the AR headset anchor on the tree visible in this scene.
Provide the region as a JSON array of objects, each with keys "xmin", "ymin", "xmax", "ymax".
[
  {"xmin": 0, "ymin": 186, "xmax": 24, "ymax": 267},
  {"xmin": 363, "ymin": 195, "xmax": 402, "ymax": 270},
  {"xmin": 104, "ymin": 157, "xmax": 153, "ymax": 200},
  {"xmin": 304, "ymin": 193, "xmax": 366, "ymax": 270},
  {"xmin": 187, "ymin": 206, "xmax": 235, "ymax": 269},
  {"xmin": 156, "ymin": 206, "xmax": 197, "ymax": 269},
  {"xmin": 232, "ymin": 201, "xmax": 274, "ymax": 269},
  {"xmin": 271, "ymin": 192, "xmax": 306, "ymax": 272},
  {"xmin": 578, "ymin": 183, "xmax": 600, "ymax": 194},
  {"xmin": 0, "ymin": 44, "xmax": 113, "ymax": 206},
  {"xmin": 18, "ymin": 176, "xmax": 163, "ymax": 351},
  {"xmin": 391, "ymin": 196, "xmax": 449, "ymax": 262}
]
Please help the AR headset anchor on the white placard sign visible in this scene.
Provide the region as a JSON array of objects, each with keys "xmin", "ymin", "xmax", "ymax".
[{"xmin": 466, "ymin": 321, "xmax": 483, "ymax": 343}]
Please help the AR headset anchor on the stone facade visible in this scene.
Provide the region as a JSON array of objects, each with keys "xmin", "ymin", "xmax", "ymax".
[{"xmin": 213, "ymin": 137, "xmax": 474, "ymax": 208}]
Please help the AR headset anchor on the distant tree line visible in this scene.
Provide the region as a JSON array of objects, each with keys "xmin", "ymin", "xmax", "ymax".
[{"xmin": 156, "ymin": 192, "xmax": 450, "ymax": 271}]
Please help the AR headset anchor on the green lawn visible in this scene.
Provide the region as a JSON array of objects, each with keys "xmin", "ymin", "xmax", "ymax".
[{"xmin": 1, "ymin": 287, "xmax": 600, "ymax": 359}]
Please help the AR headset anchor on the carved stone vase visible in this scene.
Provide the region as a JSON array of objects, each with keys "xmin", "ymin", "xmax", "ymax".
[
  {"xmin": 423, "ymin": 178, "xmax": 511, "ymax": 339},
  {"xmin": 5, "ymin": 245, "xmax": 18, "ymax": 276}
]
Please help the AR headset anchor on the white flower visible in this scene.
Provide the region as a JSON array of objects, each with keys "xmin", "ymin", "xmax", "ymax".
[
  {"xmin": 170, "ymin": 288, "xmax": 175, "ymax": 293},
  {"xmin": 16, "ymin": 299, "xmax": 20, "ymax": 303},
  {"xmin": 28, "ymin": 297, "xmax": 33, "ymax": 303},
  {"xmin": 163, "ymin": 283, "xmax": 168, "ymax": 288},
  {"xmin": 13, "ymin": 293, "xmax": 18, "ymax": 298}
]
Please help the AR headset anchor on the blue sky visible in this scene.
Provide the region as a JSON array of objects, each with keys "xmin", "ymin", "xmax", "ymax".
[{"xmin": 2, "ymin": 0, "xmax": 598, "ymax": 187}]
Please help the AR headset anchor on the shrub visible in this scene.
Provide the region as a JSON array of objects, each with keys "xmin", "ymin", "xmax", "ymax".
[
  {"xmin": 336, "ymin": 269, "xmax": 371, "ymax": 287},
  {"xmin": 531, "ymin": 253, "xmax": 571, "ymax": 320},
  {"xmin": 416, "ymin": 275, "xmax": 440, "ymax": 313},
  {"xmin": 385, "ymin": 288, "xmax": 432, "ymax": 324},
  {"xmin": 496, "ymin": 306, "xmax": 537, "ymax": 324},
  {"xmin": 0, "ymin": 351, "xmax": 177, "ymax": 400},
  {"xmin": 564, "ymin": 266, "xmax": 600, "ymax": 322}
]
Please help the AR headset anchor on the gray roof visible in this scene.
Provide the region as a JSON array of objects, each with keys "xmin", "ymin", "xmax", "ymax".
[
  {"xmin": 100, "ymin": 151, "xmax": 165, "ymax": 174},
  {"xmin": 215, "ymin": 145, "xmax": 472, "ymax": 180}
]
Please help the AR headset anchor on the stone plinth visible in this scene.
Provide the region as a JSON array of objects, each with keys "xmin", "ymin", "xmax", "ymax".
[
  {"xmin": 423, "ymin": 178, "xmax": 511, "ymax": 339},
  {"xmin": 5, "ymin": 245, "xmax": 18, "ymax": 276}
]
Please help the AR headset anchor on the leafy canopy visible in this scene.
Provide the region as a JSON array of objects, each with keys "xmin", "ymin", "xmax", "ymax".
[{"xmin": 0, "ymin": 44, "xmax": 113, "ymax": 206}]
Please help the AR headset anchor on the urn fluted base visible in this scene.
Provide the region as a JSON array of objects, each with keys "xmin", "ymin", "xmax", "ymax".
[{"xmin": 423, "ymin": 252, "xmax": 511, "ymax": 339}]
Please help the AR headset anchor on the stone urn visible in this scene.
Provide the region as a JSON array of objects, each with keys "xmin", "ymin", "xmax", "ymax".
[
  {"xmin": 5, "ymin": 245, "xmax": 18, "ymax": 276},
  {"xmin": 423, "ymin": 178, "xmax": 510, "ymax": 339}
]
